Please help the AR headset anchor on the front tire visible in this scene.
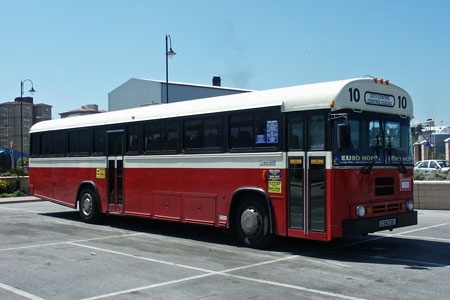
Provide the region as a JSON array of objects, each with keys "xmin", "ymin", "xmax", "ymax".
[
  {"xmin": 79, "ymin": 188, "xmax": 101, "ymax": 223},
  {"xmin": 235, "ymin": 197, "xmax": 272, "ymax": 248}
]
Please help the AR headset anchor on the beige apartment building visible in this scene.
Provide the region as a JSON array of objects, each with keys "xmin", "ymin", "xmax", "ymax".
[{"xmin": 0, "ymin": 97, "xmax": 52, "ymax": 155}]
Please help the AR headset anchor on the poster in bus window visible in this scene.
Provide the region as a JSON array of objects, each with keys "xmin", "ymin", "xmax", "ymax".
[
  {"xmin": 255, "ymin": 134, "xmax": 266, "ymax": 144},
  {"xmin": 266, "ymin": 120, "xmax": 278, "ymax": 144}
]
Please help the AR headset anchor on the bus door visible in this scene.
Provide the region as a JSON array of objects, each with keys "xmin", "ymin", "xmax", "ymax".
[
  {"xmin": 107, "ymin": 130, "xmax": 125, "ymax": 214},
  {"xmin": 287, "ymin": 113, "xmax": 327, "ymax": 239}
]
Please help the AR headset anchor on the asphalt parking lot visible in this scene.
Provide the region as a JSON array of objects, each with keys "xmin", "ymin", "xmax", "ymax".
[{"xmin": 1, "ymin": 201, "xmax": 449, "ymax": 300}]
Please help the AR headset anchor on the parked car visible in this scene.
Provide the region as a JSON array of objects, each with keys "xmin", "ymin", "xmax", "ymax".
[{"xmin": 414, "ymin": 160, "xmax": 450, "ymax": 174}]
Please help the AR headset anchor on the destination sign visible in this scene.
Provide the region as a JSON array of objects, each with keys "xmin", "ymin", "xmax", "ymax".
[{"xmin": 364, "ymin": 92, "xmax": 395, "ymax": 107}]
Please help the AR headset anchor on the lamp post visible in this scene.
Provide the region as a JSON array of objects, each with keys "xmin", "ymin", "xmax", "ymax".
[
  {"xmin": 165, "ymin": 34, "xmax": 176, "ymax": 103},
  {"xmin": 20, "ymin": 79, "xmax": 36, "ymax": 168}
]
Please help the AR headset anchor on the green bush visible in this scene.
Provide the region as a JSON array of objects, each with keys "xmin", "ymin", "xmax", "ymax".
[
  {"xmin": 0, "ymin": 179, "xmax": 8, "ymax": 193},
  {"xmin": 414, "ymin": 171, "xmax": 450, "ymax": 181},
  {"xmin": 0, "ymin": 179, "xmax": 16, "ymax": 194}
]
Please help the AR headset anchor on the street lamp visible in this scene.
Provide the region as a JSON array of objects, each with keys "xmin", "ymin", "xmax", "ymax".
[
  {"xmin": 165, "ymin": 34, "xmax": 176, "ymax": 103},
  {"xmin": 20, "ymin": 79, "xmax": 36, "ymax": 168}
]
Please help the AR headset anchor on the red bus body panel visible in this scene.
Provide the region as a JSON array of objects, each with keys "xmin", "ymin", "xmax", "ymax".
[{"xmin": 29, "ymin": 165, "xmax": 414, "ymax": 241}]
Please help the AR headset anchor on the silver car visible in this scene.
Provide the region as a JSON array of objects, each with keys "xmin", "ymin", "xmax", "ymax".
[{"xmin": 414, "ymin": 160, "xmax": 450, "ymax": 174}]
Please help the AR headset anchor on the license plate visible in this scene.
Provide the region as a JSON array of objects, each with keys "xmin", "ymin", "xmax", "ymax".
[{"xmin": 379, "ymin": 218, "xmax": 396, "ymax": 228}]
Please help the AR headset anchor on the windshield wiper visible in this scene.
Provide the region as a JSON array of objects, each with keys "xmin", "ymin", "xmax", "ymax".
[
  {"xmin": 365, "ymin": 134, "xmax": 380, "ymax": 174},
  {"xmin": 386, "ymin": 135, "xmax": 407, "ymax": 174}
]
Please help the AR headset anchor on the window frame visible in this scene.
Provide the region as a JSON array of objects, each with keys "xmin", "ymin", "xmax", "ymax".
[
  {"xmin": 143, "ymin": 119, "xmax": 180, "ymax": 155},
  {"xmin": 126, "ymin": 123, "xmax": 143, "ymax": 155},
  {"xmin": 68, "ymin": 128, "xmax": 92, "ymax": 157},
  {"xmin": 229, "ymin": 107, "xmax": 282, "ymax": 153},
  {"xmin": 182, "ymin": 114, "xmax": 224, "ymax": 154}
]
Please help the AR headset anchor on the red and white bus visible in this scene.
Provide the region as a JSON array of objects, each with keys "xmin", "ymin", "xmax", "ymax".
[{"xmin": 29, "ymin": 78, "xmax": 417, "ymax": 248}]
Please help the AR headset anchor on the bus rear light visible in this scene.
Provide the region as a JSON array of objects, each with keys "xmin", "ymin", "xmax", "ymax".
[
  {"xmin": 330, "ymin": 100, "xmax": 334, "ymax": 108},
  {"xmin": 356, "ymin": 205, "xmax": 366, "ymax": 217}
]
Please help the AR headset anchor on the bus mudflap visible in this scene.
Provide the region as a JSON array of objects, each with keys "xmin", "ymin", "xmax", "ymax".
[{"xmin": 342, "ymin": 211, "xmax": 418, "ymax": 237}]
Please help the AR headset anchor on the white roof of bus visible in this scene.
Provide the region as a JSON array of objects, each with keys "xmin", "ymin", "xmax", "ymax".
[{"xmin": 31, "ymin": 78, "xmax": 412, "ymax": 133}]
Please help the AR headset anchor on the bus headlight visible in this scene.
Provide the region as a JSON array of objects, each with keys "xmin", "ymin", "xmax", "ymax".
[
  {"xmin": 356, "ymin": 205, "xmax": 365, "ymax": 217},
  {"xmin": 406, "ymin": 199, "xmax": 414, "ymax": 211}
]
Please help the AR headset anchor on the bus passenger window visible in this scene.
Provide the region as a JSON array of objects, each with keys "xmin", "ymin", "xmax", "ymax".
[
  {"xmin": 93, "ymin": 128, "xmax": 106, "ymax": 155},
  {"xmin": 127, "ymin": 125, "xmax": 141, "ymax": 154},
  {"xmin": 309, "ymin": 115, "xmax": 325, "ymax": 150},
  {"xmin": 144, "ymin": 123, "xmax": 161, "ymax": 152},
  {"xmin": 184, "ymin": 120, "xmax": 202, "ymax": 150},
  {"xmin": 30, "ymin": 133, "xmax": 41, "ymax": 157},
  {"xmin": 288, "ymin": 116, "xmax": 303, "ymax": 150},
  {"xmin": 161, "ymin": 121, "xmax": 178, "ymax": 152},
  {"xmin": 203, "ymin": 118, "xmax": 222, "ymax": 149},
  {"xmin": 69, "ymin": 129, "xmax": 91, "ymax": 156},
  {"xmin": 230, "ymin": 114, "xmax": 253, "ymax": 149}
]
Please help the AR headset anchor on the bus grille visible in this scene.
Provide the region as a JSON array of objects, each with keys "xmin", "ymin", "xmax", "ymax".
[
  {"xmin": 375, "ymin": 177, "xmax": 394, "ymax": 196},
  {"xmin": 373, "ymin": 203, "xmax": 400, "ymax": 213}
]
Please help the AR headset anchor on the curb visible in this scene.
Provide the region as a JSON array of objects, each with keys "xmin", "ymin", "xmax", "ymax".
[{"xmin": 0, "ymin": 197, "xmax": 44, "ymax": 205}]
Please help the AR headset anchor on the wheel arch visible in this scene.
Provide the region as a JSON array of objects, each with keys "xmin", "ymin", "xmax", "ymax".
[
  {"xmin": 76, "ymin": 181, "xmax": 102, "ymax": 212},
  {"xmin": 228, "ymin": 187, "xmax": 274, "ymax": 233}
]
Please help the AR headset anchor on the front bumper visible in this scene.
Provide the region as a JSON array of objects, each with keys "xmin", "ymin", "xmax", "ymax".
[{"xmin": 342, "ymin": 211, "xmax": 418, "ymax": 237}]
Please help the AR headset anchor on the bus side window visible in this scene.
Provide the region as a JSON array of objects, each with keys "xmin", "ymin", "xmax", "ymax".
[
  {"xmin": 127, "ymin": 124, "xmax": 142, "ymax": 154},
  {"xmin": 161, "ymin": 121, "xmax": 179, "ymax": 152},
  {"xmin": 41, "ymin": 132, "xmax": 52, "ymax": 156},
  {"xmin": 309, "ymin": 115, "xmax": 325, "ymax": 151},
  {"xmin": 144, "ymin": 122, "xmax": 161, "ymax": 153},
  {"xmin": 31, "ymin": 133, "xmax": 41, "ymax": 157},
  {"xmin": 288, "ymin": 116, "xmax": 303, "ymax": 150},
  {"xmin": 69, "ymin": 129, "xmax": 91, "ymax": 156},
  {"xmin": 230, "ymin": 113, "xmax": 253, "ymax": 149},
  {"xmin": 184, "ymin": 119, "xmax": 203, "ymax": 150},
  {"xmin": 93, "ymin": 127, "xmax": 106, "ymax": 155}
]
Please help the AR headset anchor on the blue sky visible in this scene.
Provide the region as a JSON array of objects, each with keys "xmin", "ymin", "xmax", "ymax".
[{"xmin": 1, "ymin": 0, "xmax": 449, "ymax": 125}]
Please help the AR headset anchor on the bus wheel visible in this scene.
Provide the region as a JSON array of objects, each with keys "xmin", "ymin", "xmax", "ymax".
[
  {"xmin": 235, "ymin": 198, "xmax": 272, "ymax": 248},
  {"xmin": 79, "ymin": 188, "xmax": 101, "ymax": 223}
]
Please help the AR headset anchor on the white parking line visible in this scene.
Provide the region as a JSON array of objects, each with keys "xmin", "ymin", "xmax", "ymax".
[
  {"xmin": 390, "ymin": 223, "xmax": 448, "ymax": 235},
  {"xmin": 73, "ymin": 242, "xmax": 365, "ymax": 300},
  {"xmin": 0, "ymin": 233, "xmax": 144, "ymax": 252},
  {"xmin": 229, "ymin": 275, "xmax": 367, "ymax": 300},
  {"xmin": 81, "ymin": 273, "xmax": 216, "ymax": 300},
  {"xmin": 0, "ymin": 282, "xmax": 46, "ymax": 300},
  {"xmin": 68, "ymin": 242, "xmax": 214, "ymax": 273},
  {"xmin": 386, "ymin": 234, "xmax": 450, "ymax": 243},
  {"xmin": 342, "ymin": 223, "xmax": 449, "ymax": 248}
]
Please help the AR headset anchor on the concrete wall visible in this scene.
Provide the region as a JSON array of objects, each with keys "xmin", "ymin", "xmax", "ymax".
[
  {"xmin": 414, "ymin": 181, "xmax": 450, "ymax": 210},
  {"xmin": 1, "ymin": 176, "xmax": 29, "ymax": 194}
]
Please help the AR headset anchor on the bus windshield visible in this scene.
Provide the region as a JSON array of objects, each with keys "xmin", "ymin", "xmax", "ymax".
[{"xmin": 332, "ymin": 112, "xmax": 413, "ymax": 166}]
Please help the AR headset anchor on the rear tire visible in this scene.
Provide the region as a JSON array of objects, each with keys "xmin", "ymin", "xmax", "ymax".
[
  {"xmin": 78, "ymin": 188, "xmax": 101, "ymax": 223},
  {"xmin": 235, "ymin": 197, "xmax": 272, "ymax": 248}
]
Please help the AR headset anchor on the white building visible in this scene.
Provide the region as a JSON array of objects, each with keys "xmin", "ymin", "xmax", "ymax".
[{"xmin": 108, "ymin": 78, "xmax": 252, "ymax": 111}]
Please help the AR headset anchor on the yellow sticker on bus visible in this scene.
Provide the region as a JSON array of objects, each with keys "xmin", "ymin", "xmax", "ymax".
[
  {"xmin": 268, "ymin": 169, "xmax": 282, "ymax": 193},
  {"xmin": 311, "ymin": 158, "xmax": 324, "ymax": 165},
  {"xmin": 96, "ymin": 168, "xmax": 105, "ymax": 179},
  {"xmin": 290, "ymin": 158, "xmax": 302, "ymax": 165}
]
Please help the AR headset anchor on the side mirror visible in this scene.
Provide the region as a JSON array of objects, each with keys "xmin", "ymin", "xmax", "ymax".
[{"xmin": 337, "ymin": 123, "xmax": 351, "ymax": 150}]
